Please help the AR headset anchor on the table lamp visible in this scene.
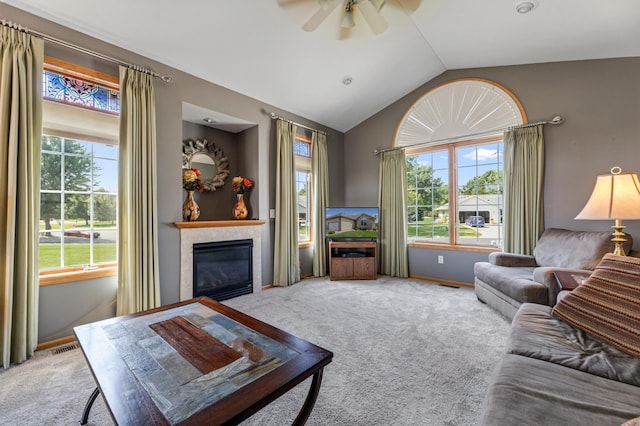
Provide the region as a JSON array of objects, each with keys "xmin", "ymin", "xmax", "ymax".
[{"xmin": 575, "ymin": 166, "xmax": 640, "ymax": 256}]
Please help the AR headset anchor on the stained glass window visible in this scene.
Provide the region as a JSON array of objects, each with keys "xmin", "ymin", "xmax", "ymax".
[
  {"xmin": 43, "ymin": 70, "xmax": 120, "ymax": 114},
  {"xmin": 294, "ymin": 140, "xmax": 311, "ymax": 158}
]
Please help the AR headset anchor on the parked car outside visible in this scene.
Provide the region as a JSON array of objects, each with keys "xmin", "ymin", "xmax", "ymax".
[
  {"xmin": 465, "ymin": 216, "xmax": 485, "ymax": 227},
  {"xmin": 64, "ymin": 229, "xmax": 100, "ymax": 238}
]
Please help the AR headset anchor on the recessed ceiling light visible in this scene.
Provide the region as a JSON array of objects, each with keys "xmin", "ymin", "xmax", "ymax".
[
  {"xmin": 203, "ymin": 118, "xmax": 215, "ymax": 124},
  {"xmin": 342, "ymin": 76, "xmax": 353, "ymax": 85},
  {"xmin": 515, "ymin": 1, "xmax": 537, "ymax": 13}
]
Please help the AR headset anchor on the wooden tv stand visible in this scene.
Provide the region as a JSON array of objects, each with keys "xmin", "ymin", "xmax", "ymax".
[{"xmin": 329, "ymin": 241, "xmax": 377, "ymax": 280}]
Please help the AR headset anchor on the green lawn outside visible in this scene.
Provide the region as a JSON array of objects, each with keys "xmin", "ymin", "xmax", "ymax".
[
  {"xmin": 408, "ymin": 218, "xmax": 479, "ymax": 238},
  {"xmin": 39, "ymin": 244, "xmax": 116, "ymax": 270},
  {"xmin": 327, "ymin": 229, "xmax": 378, "ymax": 238}
]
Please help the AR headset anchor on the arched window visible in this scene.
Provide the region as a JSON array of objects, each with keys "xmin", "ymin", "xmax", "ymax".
[{"xmin": 395, "ymin": 79, "xmax": 526, "ymax": 249}]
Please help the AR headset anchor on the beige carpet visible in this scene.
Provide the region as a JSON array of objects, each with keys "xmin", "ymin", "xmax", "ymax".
[{"xmin": 0, "ymin": 276, "xmax": 510, "ymax": 425}]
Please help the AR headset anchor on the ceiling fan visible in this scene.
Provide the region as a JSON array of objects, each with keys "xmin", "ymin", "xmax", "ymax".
[{"xmin": 278, "ymin": 0, "xmax": 421, "ymax": 37}]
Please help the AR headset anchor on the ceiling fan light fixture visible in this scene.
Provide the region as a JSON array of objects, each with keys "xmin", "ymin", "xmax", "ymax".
[{"xmin": 515, "ymin": 1, "xmax": 537, "ymax": 14}]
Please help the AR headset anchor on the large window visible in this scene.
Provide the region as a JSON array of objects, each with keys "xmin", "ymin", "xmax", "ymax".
[
  {"xmin": 39, "ymin": 58, "xmax": 119, "ymax": 282},
  {"xmin": 396, "ymin": 79, "xmax": 525, "ymax": 250},
  {"xmin": 407, "ymin": 139, "xmax": 504, "ymax": 248},
  {"xmin": 295, "ymin": 133, "xmax": 312, "ymax": 245},
  {"xmin": 40, "ymin": 136, "xmax": 118, "ymax": 270}
]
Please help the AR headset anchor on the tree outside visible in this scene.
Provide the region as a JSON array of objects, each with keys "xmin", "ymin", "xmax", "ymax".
[
  {"xmin": 406, "ymin": 156, "xmax": 448, "ymax": 222},
  {"xmin": 40, "ymin": 136, "xmax": 99, "ymax": 233},
  {"xmin": 459, "ymin": 170, "xmax": 503, "ymax": 195}
]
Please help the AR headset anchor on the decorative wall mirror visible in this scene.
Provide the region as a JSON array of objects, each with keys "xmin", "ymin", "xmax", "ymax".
[{"xmin": 182, "ymin": 138, "xmax": 230, "ymax": 191}]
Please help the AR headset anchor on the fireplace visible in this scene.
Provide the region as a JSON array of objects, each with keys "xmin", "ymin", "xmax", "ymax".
[
  {"xmin": 175, "ymin": 220, "xmax": 265, "ymax": 302},
  {"xmin": 193, "ymin": 239, "xmax": 253, "ymax": 301}
]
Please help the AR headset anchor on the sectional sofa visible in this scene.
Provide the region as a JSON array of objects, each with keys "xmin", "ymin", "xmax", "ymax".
[{"xmin": 479, "ymin": 254, "xmax": 640, "ymax": 425}]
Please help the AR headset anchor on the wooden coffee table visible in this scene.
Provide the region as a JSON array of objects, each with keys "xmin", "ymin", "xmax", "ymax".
[{"xmin": 73, "ymin": 296, "xmax": 332, "ymax": 425}]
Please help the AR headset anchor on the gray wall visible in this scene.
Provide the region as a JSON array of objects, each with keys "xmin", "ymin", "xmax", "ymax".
[{"xmin": 345, "ymin": 57, "xmax": 640, "ymax": 284}]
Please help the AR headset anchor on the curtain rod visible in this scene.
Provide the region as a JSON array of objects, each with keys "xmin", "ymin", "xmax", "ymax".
[
  {"xmin": 268, "ymin": 111, "xmax": 328, "ymax": 136},
  {"xmin": 374, "ymin": 115, "xmax": 564, "ymax": 155},
  {"xmin": 1, "ymin": 18, "xmax": 173, "ymax": 83}
]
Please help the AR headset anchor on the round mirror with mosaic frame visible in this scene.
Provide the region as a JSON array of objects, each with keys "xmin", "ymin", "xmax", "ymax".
[{"xmin": 182, "ymin": 138, "xmax": 230, "ymax": 191}]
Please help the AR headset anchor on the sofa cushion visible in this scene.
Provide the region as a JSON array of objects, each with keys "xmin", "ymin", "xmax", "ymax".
[
  {"xmin": 508, "ymin": 303, "xmax": 640, "ymax": 386},
  {"xmin": 552, "ymin": 254, "xmax": 640, "ymax": 357},
  {"xmin": 533, "ymin": 228, "xmax": 630, "ymax": 269},
  {"xmin": 479, "ymin": 354, "xmax": 640, "ymax": 426},
  {"xmin": 474, "ymin": 262, "xmax": 547, "ymax": 304}
]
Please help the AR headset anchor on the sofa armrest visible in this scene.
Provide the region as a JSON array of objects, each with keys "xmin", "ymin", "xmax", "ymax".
[
  {"xmin": 532, "ymin": 267, "xmax": 593, "ymax": 306},
  {"xmin": 488, "ymin": 252, "xmax": 537, "ymax": 267}
]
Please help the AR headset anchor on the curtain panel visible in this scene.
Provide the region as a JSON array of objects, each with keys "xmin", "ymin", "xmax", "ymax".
[
  {"xmin": 311, "ymin": 131, "xmax": 329, "ymax": 277},
  {"xmin": 378, "ymin": 149, "xmax": 408, "ymax": 278},
  {"xmin": 0, "ymin": 27, "xmax": 43, "ymax": 368},
  {"xmin": 273, "ymin": 120, "xmax": 300, "ymax": 286},
  {"xmin": 116, "ymin": 67, "xmax": 161, "ymax": 315},
  {"xmin": 503, "ymin": 125, "xmax": 545, "ymax": 255}
]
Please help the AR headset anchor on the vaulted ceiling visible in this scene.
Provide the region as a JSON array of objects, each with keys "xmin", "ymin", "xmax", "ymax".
[{"xmin": 3, "ymin": 0, "xmax": 640, "ymax": 132}]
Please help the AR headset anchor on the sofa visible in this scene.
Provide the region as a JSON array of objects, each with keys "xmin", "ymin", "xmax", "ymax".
[
  {"xmin": 480, "ymin": 254, "xmax": 640, "ymax": 425},
  {"xmin": 474, "ymin": 228, "xmax": 632, "ymax": 321}
]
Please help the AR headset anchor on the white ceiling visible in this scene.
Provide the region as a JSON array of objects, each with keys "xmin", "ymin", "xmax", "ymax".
[{"xmin": 3, "ymin": 0, "xmax": 640, "ymax": 132}]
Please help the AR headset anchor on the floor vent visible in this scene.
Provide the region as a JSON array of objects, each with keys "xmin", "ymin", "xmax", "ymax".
[{"xmin": 52, "ymin": 342, "xmax": 79, "ymax": 355}]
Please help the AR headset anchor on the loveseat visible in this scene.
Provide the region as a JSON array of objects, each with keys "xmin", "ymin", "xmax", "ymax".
[
  {"xmin": 474, "ymin": 228, "xmax": 632, "ymax": 321},
  {"xmin": 479, "ymin": 254, "xmax": 640, "ymax": 425}
]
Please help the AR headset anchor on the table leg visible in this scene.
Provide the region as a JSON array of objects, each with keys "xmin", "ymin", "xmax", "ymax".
[
  {"xmin": 292, "ymin": 368, "xmax": 324, "ymax": 426},
  {"xmin": 80, "ymin": 387, "xmax": 100, "ymax": 425}
]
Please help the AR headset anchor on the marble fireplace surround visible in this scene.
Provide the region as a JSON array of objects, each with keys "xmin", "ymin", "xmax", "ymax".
[{"xmin": 174, "ymin": 220, "xmax": 267, "ymax": 301}]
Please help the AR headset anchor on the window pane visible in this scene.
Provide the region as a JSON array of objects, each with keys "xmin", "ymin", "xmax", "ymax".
[
  {"xmin": 406, "ymin": 150, "xmax": 449, "ymax": 243},
  {"xmin": 93, "ymin": 143, "xmax": 117, "ymax": 160},
  {"xmin": 41, "ymin": 152, "xmax": 62, "ymax": 190},
  {"xmin": 63, "ymin": 146, "xmax": 92, "ymax": 192},
  {"xmin": 296, "ymin": 170, "xmax": 310, "ymax": 241},
  {"xmin": 457, "ymin": 142, "xmax": 503, "ymax": 247},
  {"xmin": 93, "ymin": 157, "xmax": 118, "ymax": 192}
]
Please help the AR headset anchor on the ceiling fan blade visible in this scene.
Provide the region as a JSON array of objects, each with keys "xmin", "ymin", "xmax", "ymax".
[
  {"xmin": 368, "ymin": 0, "xmax": 385, "ymax": 11},
  {"xmin": 318, "ymin": 0, "xmax": 335, "ymax": 9},
  {"xmin": 302, "ymin": 0, "xmax": 341, "ymax": 31},
  {"xmin": 277, "ymin": 0, "xmax": 314, "ymax": 6},
  {"xmin": 395, "ymin": 0, "xmax": 421, "ymax": 13},
  {"xmin": 358, "ymin": 0, "xmax": 388, "ymax": 35}
]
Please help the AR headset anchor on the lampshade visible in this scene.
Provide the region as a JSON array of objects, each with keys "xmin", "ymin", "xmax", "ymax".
[{"xmin": 575, "ymin": 168, "xmax": 640, "ymax": 220}]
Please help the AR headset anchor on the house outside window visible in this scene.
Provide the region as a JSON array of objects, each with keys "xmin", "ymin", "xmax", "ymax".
[
  {"xmin": 295, "ymin": 133, "xmax": 312, "ymax": 245},
  {"xmin": 39, "ymin": 58, "xmax": 120, "ymax": 284}
]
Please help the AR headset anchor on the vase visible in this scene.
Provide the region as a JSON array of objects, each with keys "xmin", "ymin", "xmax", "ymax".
[
  {"xmin": 233, "ymin": 193, "xmax": 249, "ymax": 220},
  {"xmin": 182, "ymin": 190, "xmax": 200, "ymax": 221}
]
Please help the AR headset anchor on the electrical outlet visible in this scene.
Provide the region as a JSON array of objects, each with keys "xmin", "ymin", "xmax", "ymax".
[
  {"xmin": 269, "ymin": 209, "xmax": 276, "ymax": 218},
  {"xmin": 438, "ymin": 255, "xmax": 444, "ymax": 264}
]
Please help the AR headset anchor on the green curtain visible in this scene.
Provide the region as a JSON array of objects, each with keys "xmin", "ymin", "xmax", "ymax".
[
  {"xmin": 311, "ymin": 131, "xmax": 329, "ymax": 277},
  {"xmin": 0, "ymin": 27, "xmax": 43, "ymax": 368},
  {"xmin": 503, "ymin": 125, "xmax": 545, "ymax": 255},
  {"xmin": 116, "ymin": 67, "xmax": 160, "ymax": 315},
  {"xmin": 273, "ymin": 119, "xmax": 300, "ymax": 286},
  {"xmin": 378, "ymin": 149, "xmax": 408, "ymax": 277}
]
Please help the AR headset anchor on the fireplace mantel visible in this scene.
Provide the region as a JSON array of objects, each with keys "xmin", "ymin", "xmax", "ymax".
[
  {"xmin": 175, "ymin": 220, "xmax": 266, "ymax": 301},
  {"xmin": 174, "ymin": 220, "xmax": 267, "ymax": 229}
]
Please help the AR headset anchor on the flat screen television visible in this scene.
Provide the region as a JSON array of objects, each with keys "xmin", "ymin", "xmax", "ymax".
[{"xmin": 325, "ymin": 207, "xmax": 379, "ymax": 241}]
